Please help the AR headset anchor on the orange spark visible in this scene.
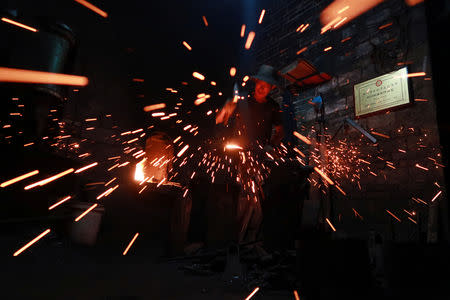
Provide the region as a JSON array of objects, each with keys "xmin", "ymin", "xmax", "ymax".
[
  {"xmin": 210, "ymin": 81, "xmax": 216, "ymax": 86},
  {"xmin": 431, "ymin": 190, "xmax": 442, "ymax": 202},
  {"xmin": 407, "ymin": 72, "xmax": 426, "ymax": 78},
  {"xmin": 182, "ymin": 41, "xmax": 192, "ymax": 51},
  {"xmin": 230, "ymin": 67, "xmax": 237, "ymax": 77},
  {"xmin": 325, "ymin": 218, "xmax": 336, "ymax": 231},
  {"xmin": 24, "ymin": 168, "xmax": 74, "ymax": 190},
  {"xmin": 314, "ymin": 167, "xmax": 334, "ymax": 185},
  {"xmin": 85, "ymin": 118, "xmax": 97, "ymax": 122},
  {"xmin": 335, "ymin": 185, "xmax": 346, "ymax": 196},
  {"xmin": 74, "ymin": 0, "xmax": 108, "ymax": 18},
  {"xmin": 48, "ymin": 196, "xmax": 72, "ymax": 210},
  {"xmin": 1, "ymin": 17, "xmax": 38, "ymax": 32},
  {"xmin": 225, "ymin": 144, "xmax": 243, "ymax": 150},
  {"xmin": 151, "ymin": 112, "xmax": 165, "ymax": 117},
  {"xmin": 296, "ymin": 24, "xmax": 305, "ymax": 32},
  {"xmin": 293, "ymin": 147, "xmax": 306, "ymax": 157},
  {"xmin": 258, "ymin": 9, "xmax": 266, "ymax": 24},
  {"xmin": 192, "ymin": 72, "xmax": 205, "ymax": 80},
  {"xmin": 123, "ymin": 233, "xmax": 140, "ymax": 255},
  {"xmin": 321, "ymin": 0, "xmax": 383, "ymax": 30},
  {"xmin": 0, "ymin": 67, "xmax": 88, "ymax": 86},
  {"xmin": 386, "ymin": 209, "xmax": 401, "ymax": 222},
  {"xmin": 324, "ymin": 46, "xmax": 332, "ymax": 52},
  {"xmin": 24, "ymin": 142, "xmax": 34, "ymax": 147},
  {"xmin": 75, "ymin": 162, "xmax": 98, "ymax": 173},
  {"xmin": 157, "ymin": 177, "xmax": 166, "ymax": 187},
  {"xmin": 240, "ymin": 24, "xmax": 246, "ymax": 37},
  {"xmin": 75, "ymin": 203, "xmax": 98, "ymax": 222},
  {"xmin": 379, "ymin": 22, "xmax": 393, "ymax": 30},
  {"xmin": 296, "ymin": 46, "xmax": 308, "ymax": 55},
  {"xmin": 177, "ymin": 145, "xmax": 189, "ymax": 157},
  {"xmin": 415, "ymin": 163, "xmax": 429, "ymax": 171},
  {"xmin": 371, "ymin": 131, "xmax": 390, "ymax": 139},
  {"xmin": 105, "ymin": 177, "xmax": 117, "ymax": 186},
  {"xmin": 414, "ymin": 98, "xmax": 428, "ymax": 102},
  {"xmin": 143, "ymin": 103, "xmax": 166, "ymax": 112},
  {"xmin": 245, "ymin": 287, "xmax": 260, "ymax": 300},
  {"xmin": 13, "ymin": 229, "xmax": 51, "ymax": 256},
  {"xmin": 173, "ymin": 136, "xmax": 181, "ymax": 143},
  {"xmin": 300, "ymin": 23, "xmax": 309, "ymax": 32},
  {"xmin": 1, "ymin": 170, "xmax": 39, "ymax": 188},
  {"xmin": 293, "ymin": 290, "xmax": 300, "ymax": 300},
  {"xmin": 202, "ymin": 15, "xmax": 208, "ymax": 26},
  {"xmin": 245, "ymin": 31, "xmax": 255, "ymax": 50},
  {"xmin": 293, "ymin": 131, "xmax": 311, "ymax": 145}
]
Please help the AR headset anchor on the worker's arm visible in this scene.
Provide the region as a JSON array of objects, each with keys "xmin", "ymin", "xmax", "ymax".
[
  {"xmin": 215, "ymin": 100, "xmax": 237, "ymax": 125},
  {"xmin": 270, "ymin": 124, "xmax": 284, "ymax": 146}
]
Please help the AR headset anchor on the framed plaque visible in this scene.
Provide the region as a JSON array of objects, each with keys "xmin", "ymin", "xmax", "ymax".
[{"xmin": 354, "ymin": 67, "xmax": 411, "ymax": 118}]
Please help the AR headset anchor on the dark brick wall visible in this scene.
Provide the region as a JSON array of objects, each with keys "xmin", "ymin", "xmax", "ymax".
[{"xmin": 253, "ymin": 0, "xmax": 447, "ymax": 242}]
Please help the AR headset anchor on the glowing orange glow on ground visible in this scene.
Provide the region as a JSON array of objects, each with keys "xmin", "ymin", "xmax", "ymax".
[
  {"xmin": 24, "ymin": 168, "xmax": 74, "ymax": 190},
  {"xmin": 74, "ymin": 0, "xmax": 108, "ymax": 18},
  {"xmin": 0, "ymin": 67, "xmax": 88, "ymax": 86},
  {"xmin": 293, "ymin": 131, "xmax": 311, "ymax": 145},
  {"xmin": 49, "ymin": 196, "xmax": 72, "ymax": 210},
  {"xmin": 1, "ymin": 17, "xmax": 37, "ymax": 32},
  {"xmin": 13, "ymin": 229, "xmax": 51, "ymax": 256},
  {"xmin": 1, "ymin": 170, "xmax": 39, "ymax": 188},
  {"xmin": 123, "ymin": 233, "xmax": 140, "ymax": 255},
  {"xmin": 75, "ymin": 203, "xmax": 98, "ymax": 222},
  {"xmin": 245, "ymin": 31, "xmax": 255, "ymax": 49}
]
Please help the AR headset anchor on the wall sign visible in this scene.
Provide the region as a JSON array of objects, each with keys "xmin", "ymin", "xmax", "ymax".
[{"xmin": 354, "ymin": 67, "xmax": 411, "ymax": 118}]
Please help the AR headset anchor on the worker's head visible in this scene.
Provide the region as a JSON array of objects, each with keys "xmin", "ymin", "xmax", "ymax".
[
  {"xmin": 250, "ymin": 65, "xmax": 279, "ymax": 102},
  {"xmin": 253, "ymin": 78, "xmax": 275, "ymax": 101}
]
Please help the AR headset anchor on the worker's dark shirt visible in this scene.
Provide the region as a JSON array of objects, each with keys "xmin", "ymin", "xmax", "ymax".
[{"xmin": 232, "ymin": 96, "xmax": 282, "ymax": 149}]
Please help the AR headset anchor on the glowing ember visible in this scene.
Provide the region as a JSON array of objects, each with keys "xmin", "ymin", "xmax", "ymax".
[
  {"xmin": 240, "ymin": 24, "xmax": 246, "ymax": 37},
  {"xmin": 75, "ymin": 203, "xmax": 98, "ymax": 222},
  {"xmin": 182, "ymin": 41, "xmax": 192, "ymax": 51},
  {"xmin": 192, "ymin": 72, "xmax": 205, "ymax": 80},
  {"xmin": 0, "ymin": 67, "xmax": 88, "ymax": 86},
  {"xmin": 177, "ymin": 145, "xmax": 189, "ymax": 157},
  {"xmin": 143, "ymin": 103, "xmax": 166, "ymax": 112},
  {"xmin": 74, "ymin": 0, "xmax": 108, "ymax": 18},
  {"xmin": 293, "ymin": 290, "xmax": 300, "ymax": 300},
  {"xmin": 75, "ymin": 162, "xmax": 98, "ymax": 174},
  {"xmin": 293, "ymin": 131, "xmax": 312, "ymax": 145},
  {"xmin": 386, "ymin": 209, "xmax": 401, "ymax": 222},
  {"xmin": 325, "ymin": 218, "xmax": 336, "ymax": 231},
  {"xmin": 258, "ymin": 9, "xmax": 266, "ymax": 24},
  {"xmin": 1, "ymin": 170, "xmax": 39, "ymax": 188},
  {"xmin": 314, "ymin": 167, "xmax": 334, "ymax": 185},
  {"xmin": 48, "ymin": 196, "xmax": 72, "ymax": 210},
  {"xmin": 230, "ymin": 67, "xmax": 237, "ymax": 77},
  {"xmin": 1, "ymin": 17, "xmax": 37, "ymax": 32},
  {"xmin": 431, "ymin": 190, "xmax": 442, "ymax": 202},
  {"xmin": 134, "ymin": 159, "xmax": 146, "ymax": 182},
  {"xmin": 13, "ymin": 229, "xmax": 51, "ymax": 256},
  {"xmin": 123, "ymin": 233, "xmax": 139, "ymax": 255},
  {"xmin": 225, "ymin": 144, "xmax": 243, "ymax": 150},
  {"xmin": 245, "ymin": 287, "xmax": 260, "ymax": 300},
  {"xmin": 245, "ymin": 31, "xmax": 255, "ymax": 50},
  {"xmin": 24, "ymin": 168, "xmax": 74, "ymax": 190}
]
